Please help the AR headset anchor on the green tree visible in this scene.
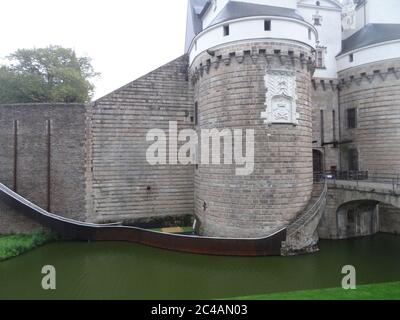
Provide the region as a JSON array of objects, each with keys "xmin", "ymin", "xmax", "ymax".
[{"xmin": 0, "ymin": 46, "xmax": 99, "ymax": 104}]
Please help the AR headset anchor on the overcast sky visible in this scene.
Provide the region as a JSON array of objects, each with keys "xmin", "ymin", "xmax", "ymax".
[{"xmin": 0, "ymin": 0, "xmax": 188, "ymax": 99}]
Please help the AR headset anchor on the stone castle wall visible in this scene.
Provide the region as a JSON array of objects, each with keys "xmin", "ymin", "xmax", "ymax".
[
  {"xmin": 314, "ymin": 60, "xmax": 400, "ymax": 241},
  {"xmin": 318, "ymin": 189, "xmax": 380, "ymax": 240},
  {"xmin": 0, "ymin": 104, "xmax": 87, "ymax": 234},
  {"xmin": 2, "ymin": 52, "xmax": 399, "ymax": 244},
  {"xmin": 379, "ymin": 203, "xmax": 400, "ymax": 235},
  {"xmin": 338, "ymin": 58, "xmax": 400, "ymax": 176},
  {"xmin": 87, "ymin": 55, "xmax": 195, "ymax": 225},
  {"xmin": 311, "ymin": 79, "xmax": 340, "ymax": 172},
  {"xmin": 318, "ymin": 186, "xmax": 400, "ymax": 239},
  {"xmin": 191, "ymin": 41, "xmax": 314, "ymax": 238}
]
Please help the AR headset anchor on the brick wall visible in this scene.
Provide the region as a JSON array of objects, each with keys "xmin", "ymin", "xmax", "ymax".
[
  {"xmin": 0, "ymin": 104, "xmax": 87, "ymax": 234},
  {"xmin": 191, "ymin": 41, "xmax": 314, "ymax": 238},
  {"xmin": 87, "ymin": 55, "xmax": 195, "ymax": 224}
]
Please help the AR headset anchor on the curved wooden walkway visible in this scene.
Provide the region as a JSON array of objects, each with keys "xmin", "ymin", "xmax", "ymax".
[{"xmin": 0, "ymin": 183, "xmax": 286, "ymax": 256}]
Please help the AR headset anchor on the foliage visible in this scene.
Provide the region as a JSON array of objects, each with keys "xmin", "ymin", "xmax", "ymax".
[
  {"xmin": 0, "ymin": 46, "xmax": 99, "ymax": 104},
  {"xmin": 0, "ymin": 231, "xmax": 57, "ymax": 261}
]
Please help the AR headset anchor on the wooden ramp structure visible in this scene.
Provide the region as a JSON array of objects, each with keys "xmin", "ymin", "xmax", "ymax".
[{"xmin": 0, "ymin": 183, "xmax": 286, "ymax": 256}]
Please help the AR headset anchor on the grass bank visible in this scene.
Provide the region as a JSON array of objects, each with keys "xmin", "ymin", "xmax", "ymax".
[
  {"xmin": 234, "ymin": 282, "xmax": 400, "ymax": 300},
  {"xmin": 0, "ymin": 231, "xmax": 56, "ymax": 261}
]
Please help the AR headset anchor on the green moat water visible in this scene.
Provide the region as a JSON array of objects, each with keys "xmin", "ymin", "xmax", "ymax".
[{"xmin": 1, "ymin": 233, "xmax": 400, "ymax": 300}]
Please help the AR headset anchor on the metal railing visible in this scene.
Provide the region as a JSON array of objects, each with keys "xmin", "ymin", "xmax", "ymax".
[
  {"xmin": 288, "ymin": 178, "xmax": 328, "ymax": 237},
  {"xmin": 322, "ymin": 170, "xmax": 400, "ymax": 192},
  {"xmin": 325, "ymin": 170, "xmax": 369, "ymax": 181}
]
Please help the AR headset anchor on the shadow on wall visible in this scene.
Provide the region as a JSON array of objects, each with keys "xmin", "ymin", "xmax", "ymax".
[
  {"xmin": 336, "ymin": 200, "xmax": 380, "ymax": 239},
  {"xmin": 333, "ymin": 200, "xmax": 400, "ymax": 239},
  {"xmin": 380, "ymin": 203, "xmax": 400, "ymax": 235}
]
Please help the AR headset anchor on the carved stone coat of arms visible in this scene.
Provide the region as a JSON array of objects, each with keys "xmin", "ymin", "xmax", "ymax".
[{"xmin": 261, "ymin": 69, "xmax": 299, "ymax": 125}]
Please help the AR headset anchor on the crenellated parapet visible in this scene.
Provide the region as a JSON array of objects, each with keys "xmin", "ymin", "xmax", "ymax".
[
  {"xmin": 311, "ymin": 78, "xmax": 339, "ymax": 91},
  {"xmin": 190, "ymin": 42, "xmax": 316, "ymax": 85},
  {"xmin": 338, "ymin": 60, "xmax": 400, "ymax": 90}
]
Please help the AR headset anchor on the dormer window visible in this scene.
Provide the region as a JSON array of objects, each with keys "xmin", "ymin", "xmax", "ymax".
[
  {"xmin": 349, "ymin": 53, "xmax": 354, "ymax": 62},
  {"xmin": 223, "ymin": 25, "xmax": 230, "ymax": 37},
  {"xmin": 313, "ymin": 12, "xmax": 322, "ymax": 26}
]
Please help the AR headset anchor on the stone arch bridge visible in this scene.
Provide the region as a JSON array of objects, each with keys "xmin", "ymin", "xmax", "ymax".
[{"xmin": 318, "ymin": 179, "xmax": 400, "ymax": 240}]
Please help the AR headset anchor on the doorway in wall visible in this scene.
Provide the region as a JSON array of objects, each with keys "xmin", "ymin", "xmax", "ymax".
[{"xmin": 313, "ymin": 149, "xmax": 324, "ymax": 174}]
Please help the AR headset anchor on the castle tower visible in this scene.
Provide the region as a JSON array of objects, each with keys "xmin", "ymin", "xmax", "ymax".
[
  {"xmin": 336, "ymin": 0, "xmax": 400, "ymax": 176},
  {"xmin": 186, "ymin": 0, "xmax": 317, "ymax": 238}
]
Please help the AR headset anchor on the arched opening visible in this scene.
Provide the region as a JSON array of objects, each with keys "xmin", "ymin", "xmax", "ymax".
[
  {"xmin": 313, "ymin": 149, "xmax": 324, "ymax": 175},
  {"xmin": 336, "ymin": 200, "xmax": 380, "ymax": 239}
]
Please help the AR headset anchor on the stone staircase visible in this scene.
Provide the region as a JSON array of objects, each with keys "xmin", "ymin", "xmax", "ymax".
[{"xmin": 282, "ymin": 180, "xmax": 328, "ymax": 256}]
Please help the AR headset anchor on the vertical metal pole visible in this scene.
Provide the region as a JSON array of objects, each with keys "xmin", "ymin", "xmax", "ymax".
[
  {"xmin": 337, "ymin": 86, "xmax": 342, "ymax": 172},
  {"xmin": 13, "ymin": 120, "xmax": 18, "ymax": 192},
  {"xmin": 357, "ymin": 172, "xmax": 359, "ymax": 187},
  {"xmin": 47, "ymin": 120, "xmax": 51, "ymax": 212}
]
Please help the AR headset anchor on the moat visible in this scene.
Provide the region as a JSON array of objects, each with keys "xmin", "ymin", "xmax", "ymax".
[{"xmin": 0, "ymin": 233, "xmax": 400, "ymax": 300}]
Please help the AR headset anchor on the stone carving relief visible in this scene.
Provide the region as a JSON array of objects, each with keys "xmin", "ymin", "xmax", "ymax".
[{"xmin": 261, "ymin": 69, "xmax": 299, "ymax": 125}]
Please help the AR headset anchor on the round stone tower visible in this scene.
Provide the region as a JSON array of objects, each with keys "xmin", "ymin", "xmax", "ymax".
[
  {"xmin": 187, "ymin": 1, "xmax": 316, "ymax": 238},
  {"xmin": 337, "ymin": 23, "xmax": 400, "ymax": 177}
]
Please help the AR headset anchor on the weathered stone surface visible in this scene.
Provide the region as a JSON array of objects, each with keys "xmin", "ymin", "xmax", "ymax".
[
  {"xmin": 0, "ymin": 201, "xmax": 44, "ymax": 235},
  {"xmin": 0, "ymin": 103, "xmax": 87, "ymax": 234},
  {"xmin": 312, "ymin": 59, "xmax": 400, "ymax": 242},
  {"xmin": 1, "ymin": 51, "xmax": 399, "ymax": 250},
  {"xmin": 283, "ymin": 182, "xmax": 327, "ymax": 256},
  {"xmin": 87, "ymin": 55, "xmax": 195, "ymax": 224},
  {"xmin": 380, "ymin": 203, "xmax": 400, "ymax": 235},
  {"xmin": 191, "ymin": 42, "xmax": 314, "ymax": 238},
  {"xmin": 338, "ymin": 59, "xmax": 400, "ymax": 176},
  {"xmin": 311, "ymin": 80, "xmax": 340, "ymax": 171},
  {"xmin": 318, "ymin": 181, "xmax": 400, "ymax": 239}
]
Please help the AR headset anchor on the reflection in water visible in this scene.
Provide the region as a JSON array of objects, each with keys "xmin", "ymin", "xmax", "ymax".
[{"xmin": 0, "ymin": 234, "xmax": 400, "ymax": 299}]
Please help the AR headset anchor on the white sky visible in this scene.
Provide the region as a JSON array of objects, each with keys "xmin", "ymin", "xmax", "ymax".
[{"xmin": 0, "ymin": 0, "xmax": 188, "ymax": 100}]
